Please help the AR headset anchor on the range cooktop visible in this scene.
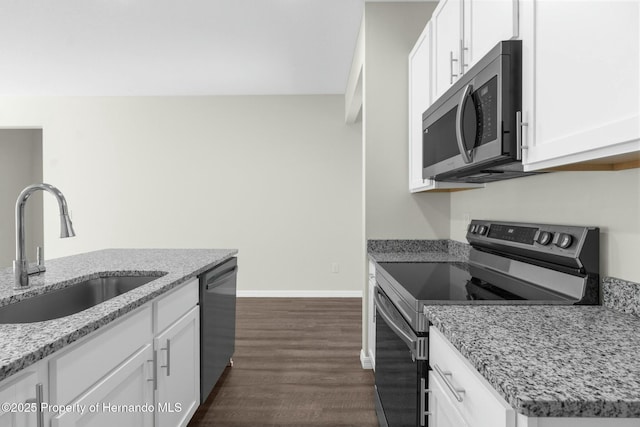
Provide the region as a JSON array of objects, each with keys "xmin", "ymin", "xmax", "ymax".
[
  {"xmin": 373, "ymin": 220, "xmax": 600, "ymax": 332},
  {"xmin": 377, "ymin": 262, "xmax": 573, "ymax": 303}
]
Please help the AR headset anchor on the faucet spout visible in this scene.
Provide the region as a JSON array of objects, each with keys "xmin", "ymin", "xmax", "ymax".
[{"xmin": 14, "ymin": 183, "xmax": 76, "ymax": 289}]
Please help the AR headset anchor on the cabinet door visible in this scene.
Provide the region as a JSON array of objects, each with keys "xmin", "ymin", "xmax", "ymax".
[
  {"xmin": 521, "ymin": 0, "xmax": 640, "ymax": 170},
  {"xmin": 409, "ymin": 22, "xmax": 434, "ymax": 192},
  {"xmin": 433, "ymin": 0, "xmax": 463, "ymax": 99},
  {"xmin": 52, "ymin": 344, "xmax": 154, "ymax": 427},
  {"xmin": 0, "ymin": 368, "xmax": 44, "ymax": 427},
  {"xmin": 463, "ymin": 0, "xmax": 518, "ymax": 70},
  {"xmin": 428, "ymin": 371, "xmax": 469, "ymax": 427},
  {"xmin": 155, "ymin": 306, "xmax": 200, "ymax": 427}
]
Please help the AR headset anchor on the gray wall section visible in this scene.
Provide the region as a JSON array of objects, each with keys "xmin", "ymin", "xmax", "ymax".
[
  {"xmin": 364, "ymin": 2, "xmax": 450, "ymax": 240},
  {"xmin": 0, "ymin": 96, "xmax": 363, "ymax": 294},
  {"xmin": 0, "ymin": 129, "xmax": 43, "ymax": 268}
]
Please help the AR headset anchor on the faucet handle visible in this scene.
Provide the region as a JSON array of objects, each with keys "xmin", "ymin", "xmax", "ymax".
[{"xmin": 29, "ymin": 246, "xmax": 46, "ymax": 274}]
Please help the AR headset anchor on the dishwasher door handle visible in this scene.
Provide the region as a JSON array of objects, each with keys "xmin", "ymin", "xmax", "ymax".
[{"xmin": 206, "ymin": 267, "xmax": 238, "ymax": 290}]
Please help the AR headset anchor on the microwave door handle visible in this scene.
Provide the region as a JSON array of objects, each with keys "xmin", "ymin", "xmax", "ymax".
[{"xmin": 455, "ymin": 83, "xmax": 474, "ymax": 164}]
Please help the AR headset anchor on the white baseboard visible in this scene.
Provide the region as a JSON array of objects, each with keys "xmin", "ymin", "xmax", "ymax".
[
  {"xmin": 360, "ymin": 348, "xmax": 373, "ymax": 370},
  {"xmin": 237, "ymin": 290, "xmax": 362, "ymax": 298}
]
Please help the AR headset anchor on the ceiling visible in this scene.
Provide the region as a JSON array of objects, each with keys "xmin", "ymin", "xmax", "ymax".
[{"xmin": 0, "ymin": 0, "xmax": 366, "ymax": 96}]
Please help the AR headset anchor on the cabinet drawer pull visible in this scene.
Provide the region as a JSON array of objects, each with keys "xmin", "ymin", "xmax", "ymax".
[
  {"xmin": 516, "ymin": 111, "xmax": 529, "ymax": 160},
  {"xmin": 161, "ymin": 339, "xmax": 171, "ymax": 376},
  {"xmin": 25, "ymin": 383, "xmax": 44, "ymax": 427},
  {"xmin": 450, "ymin": 51, "xmax": 459, "ymax": 84},
  {"xmin": 147, "ymin": 350, "xmax": 157, "ymax": 390},
  {"xmin": 434, "ymin": 364, "xmax": 465, "ymax": 402},
  {"xmin": 459, "ymin": 39, "xmax": 468, "ymax": 74}
]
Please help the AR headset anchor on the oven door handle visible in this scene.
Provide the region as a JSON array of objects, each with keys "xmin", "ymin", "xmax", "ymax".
[
  {"xmin": 374, "ymin": 289, "xmax": 417, "ymax": 351},
  {"xmin": 455, "ymin": 83, "xmax": 474, "ymax": 164}
]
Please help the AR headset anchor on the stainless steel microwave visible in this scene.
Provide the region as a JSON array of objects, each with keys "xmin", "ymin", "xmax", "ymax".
[{"xmin": 422, "ymin": 40, "xmax": 538, "ymax": 183}]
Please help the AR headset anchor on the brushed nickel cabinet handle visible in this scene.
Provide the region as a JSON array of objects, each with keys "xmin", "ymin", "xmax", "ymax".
[
  {"xmin": 516, "ymin": 111, "xmax": 529, "ymax": 160},
  {"xmin": 460, "ymin": 39, "xmax": 468, "ymax": 75},
  {"xmin": 161, "ymin": 339, "xmax": 171, "ymax": 376},
  {"xmin": 25, "ymin": 383, "xmax": 44, "ymax": 427},
  {"xmin": 147, "ymin": 350, "xmax": 157, "ymax": 390},
  {"xmin": 434, "ymin": 364, "xmax": 465, "ymax": 402},
  {"xmin": 450, "ymin": 51, "xmax": 459, "ymax": 84}
]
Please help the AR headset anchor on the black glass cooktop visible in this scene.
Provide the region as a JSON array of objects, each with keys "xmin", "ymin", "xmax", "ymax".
[{"xmin": 377, "ymin": 262, "xmax": 573, "ymax": 304}]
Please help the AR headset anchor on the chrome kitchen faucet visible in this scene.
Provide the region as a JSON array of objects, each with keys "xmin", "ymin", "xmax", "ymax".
[{"xmin": 14, "ymin": 183, "xmax": 75, "ymax": 289}]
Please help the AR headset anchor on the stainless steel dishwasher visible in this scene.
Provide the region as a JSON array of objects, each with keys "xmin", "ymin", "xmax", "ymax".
[{"xmin": 199, "ymin": 257, "xmax": 237, "ymax": 403}]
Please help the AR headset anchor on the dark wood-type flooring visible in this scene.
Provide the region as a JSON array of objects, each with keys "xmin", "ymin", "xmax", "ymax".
[{"xmin": 188, "ymin": 298, "xmax": 378, "ymax": 427}]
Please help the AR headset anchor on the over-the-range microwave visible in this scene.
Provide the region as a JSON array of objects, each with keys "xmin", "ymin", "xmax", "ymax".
[{"xmin": 422, "ymin": 40, "xmax": 540, "ymax": 183}]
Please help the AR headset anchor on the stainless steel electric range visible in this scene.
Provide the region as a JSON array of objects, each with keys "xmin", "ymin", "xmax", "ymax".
[{"xmin": 373, "ymin": 220, "xmax": 600, "ymax": 427}]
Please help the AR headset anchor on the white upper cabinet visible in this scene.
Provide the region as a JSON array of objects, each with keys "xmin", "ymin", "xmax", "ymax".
[
  {"xmin": 463, "ymin": 0, "xmax": 519, "ymax": 69},
  {"xmin": 433, "ymin": 0, "xmax": 463, "ymax": 99},
  {"xmin": 409, "ymin": 22, "xmax": 484, "ymax": 192},
  {"xmin": 409, "ymin": 22, "xmax": 436, "ymax": 192},
  {"xmin": 520, "ymin": 0, "xmax": 640, "ymax": 170},
  {"xmin": 433, "ymin": 0, "xmax": 518, "ymax": 99}
]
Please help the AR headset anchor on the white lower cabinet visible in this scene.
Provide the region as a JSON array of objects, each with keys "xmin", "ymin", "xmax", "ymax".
[
  {"xmin": 0, "ymin": 364, "xmax": 46, "ymax": 427},
  {"xmin": 52, "ymin": 344, "xmax": 155, "ymax": 427},
  {"xmin": 0, "ymin": 278, "xmax": 202, "ymax": 427},
  {"xmin": 428, "ymin": 371, "xmax": 468, "ymax": 427},
  {"xmin": 154, "ymin": 306, "xmax": 200, "ymax": 427},
  {"xmin": 430, "ymin": 326, "xmax": 640, "ymax": 427},
  {"xmin": 429, "ymin": 327, "xmax": 515, "ymax": 427}
]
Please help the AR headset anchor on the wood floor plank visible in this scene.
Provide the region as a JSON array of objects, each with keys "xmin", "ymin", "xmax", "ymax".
[{"xmin": 188, "ymin": 298, "xmax": 378, "ymax": 427}]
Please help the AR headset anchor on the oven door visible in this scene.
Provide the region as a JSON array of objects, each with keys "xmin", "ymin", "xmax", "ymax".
[{"xmin": 374, "ymin": 286, "xmax": 429, "ymax": 427}]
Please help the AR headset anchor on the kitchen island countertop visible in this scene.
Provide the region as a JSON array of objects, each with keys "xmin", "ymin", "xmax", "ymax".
[
  {"xmin": 425, "ymin": 304, "xmax": 640, "ymax": 418},
  {"xmin": 0, "ymin": 248, "xmax": 237, "ymax": 382}
]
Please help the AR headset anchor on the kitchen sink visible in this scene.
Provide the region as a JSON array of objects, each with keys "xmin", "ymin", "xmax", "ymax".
[{"xmin": 0, "ymin": 274, "xmax": 165, "ymax": 324}]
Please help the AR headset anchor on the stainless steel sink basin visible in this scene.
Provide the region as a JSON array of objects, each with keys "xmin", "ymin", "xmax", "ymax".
[{"xmin": 0, "ymin": 275, "xmax": 164, "ymax": 324}]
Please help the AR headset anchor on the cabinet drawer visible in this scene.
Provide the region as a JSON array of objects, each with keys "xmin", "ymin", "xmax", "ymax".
[
  {"xmin": 154, "ymin": 278, "xmax": 198, "ymax": 334},
  {"xmin": 429, "ymin": 326, "xmax": 515, "ymax": 427},
  {"xmin": 50, "ymin": 305, "xmax": 152, "ymax": 405}
]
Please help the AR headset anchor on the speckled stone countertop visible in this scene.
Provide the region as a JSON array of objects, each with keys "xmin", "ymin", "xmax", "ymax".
[
  {"xmin": 367, "ymin": 239, "xmax": 469, "ymax": 263},
  {"xmin": 603, "ymin": 276, "xmax": 640, "ymax": 317},
  {"xmin": 425, "ymin": 305, "xmax": 640, "ymax": 417},
  {"xmin": 0, "ymin": 248, "xmax": 237, "ymax": 382}
]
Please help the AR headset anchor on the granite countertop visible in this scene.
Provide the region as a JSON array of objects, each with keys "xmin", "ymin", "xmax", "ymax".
[
  {"xmin": 425, "ymin": 304, "xmax": 640, "ymax": 418},
  {"xmin": 367, "ymin": 239, "xmax": 469, "ymax": 263},
  {"xmin": 0, "ymin": 248, "xmax": 237, "ymax": 382}
]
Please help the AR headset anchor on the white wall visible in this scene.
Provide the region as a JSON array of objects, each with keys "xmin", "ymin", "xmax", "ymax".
[
  {"xmin": 0, "ymin": 96, "xmax": 363, "ymax": 294},
  {"xmin": 0, "ymin": 129, "xmax": 43, "ymax": 268},
  {"xmin": 450, "ymin": 169, "xmax": 640, "ymax": 282},
  {"xmin": 364, "ymin": 2, "xmax": 449, "ymax": 240}
]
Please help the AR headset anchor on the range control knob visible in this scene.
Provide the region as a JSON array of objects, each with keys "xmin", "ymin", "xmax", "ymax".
[
  {"xmin": 477, "ymin": 225, "xmax": 488, "ymax": 235},
  {"xmin": 468, "ymin": 224, "xmax": 476, "ymax": 234},
  {"xmin": 536, "ymin": 231, "xmax": 553, "ymax": 246},
  {"xmin": 555, "ymin": 233, "xmax": 573, "ymax": 249}
]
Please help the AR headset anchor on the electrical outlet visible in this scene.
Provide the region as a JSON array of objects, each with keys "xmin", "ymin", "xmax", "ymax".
[{"xmin": 331, "ymin": 262, "xmax": 340, "ymax": 274}]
